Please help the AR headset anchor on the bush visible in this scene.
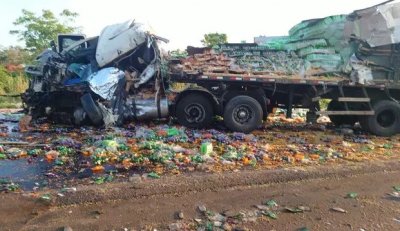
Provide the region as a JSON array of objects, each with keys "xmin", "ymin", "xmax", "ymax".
[
  {"xmin": 0, "ymin": 65, "xmax": 28, "ymax": 108},
  {"xmin": 0, "ymin": 65, "xmax": 28, "ymax": 95},
  {"xmin": 0, "ymin": 96, "xmax": 22, "ymax": 108}
]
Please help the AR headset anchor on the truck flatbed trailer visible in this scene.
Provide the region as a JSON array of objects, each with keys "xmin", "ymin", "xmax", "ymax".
[
  {"xmin": 171, "ymin": 72, "xmax": 348, "ymax": 86},
  {"xmin": 169, "ymin": 69, "xmax": 400, "ymax": 136}
]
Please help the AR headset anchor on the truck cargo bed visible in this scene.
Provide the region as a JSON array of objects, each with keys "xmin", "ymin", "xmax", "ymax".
[{"xmin": 170, "ymin": 72, "xmax": 400, "ymax": 89}]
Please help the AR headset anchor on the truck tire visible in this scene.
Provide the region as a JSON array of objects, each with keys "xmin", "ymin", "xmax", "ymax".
[
  {"xmin": 176, "ymin": 93, "xmax": 214, "ymax": 128},
  {"xmin": 80, "ymin": 93, "xmax": 103, "ymax": 126},
  {"xmin": 328, "ymin": 100, "xmax": 358, "ymax": 126},
  {"xmin": 360, "ymin": 100, "xmax": 400, "ymax": 136},
  {"xmin": 224, "ymin": 95, "xmax": 263, "ymax": 133}
]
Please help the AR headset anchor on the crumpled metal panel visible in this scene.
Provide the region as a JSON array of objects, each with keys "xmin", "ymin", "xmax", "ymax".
[
  {"xmin": 345, "ymin": 1, "xmax": 400, "ymax": 47},
  {"xmin": 134, "ymin": 61, "xmax": 157, "ymax": 88},
  {"xmin": 349, "ymin": 55, "xmax": 374, "ymax": 84},
  {"xmin": 87, "ymin": 67, "xmax": 124, "ymax": 100},
  {"xmin": 97, "ymin": 102, "xmax": 117, "ymax": 127}
]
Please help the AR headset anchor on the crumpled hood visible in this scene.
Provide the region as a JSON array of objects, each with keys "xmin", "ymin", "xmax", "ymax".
[{"xmin": 95, "ymin": 20, "xmax": 149, "ymax": 67}]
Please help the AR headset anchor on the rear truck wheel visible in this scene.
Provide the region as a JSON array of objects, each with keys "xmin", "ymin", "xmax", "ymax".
[
  {"xmin": 176, "ymin": 93, "xmax": 214, "ymax": 128},
  {"xmin": 328, "ymin": 100, "xmax": 358, "ymax": 126},
  {"xmin": 80, "ymin": 93, "xmax": 103, "ymax": 126},
  {"xmin": 360, "ymin": 100, "xmax": 400, "ymax": 136},
  {"xmin": 223, "ymin": 95, "xmax": 263, "ymax": 133}
]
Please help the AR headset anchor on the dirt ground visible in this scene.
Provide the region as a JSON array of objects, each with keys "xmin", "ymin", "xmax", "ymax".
[{"xmin": 1, "ymin": 160, "xmax": 400, "ymax": 231}]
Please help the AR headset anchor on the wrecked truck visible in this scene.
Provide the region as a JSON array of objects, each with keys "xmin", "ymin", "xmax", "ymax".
[
  {"xmin": 24, "ymin": 20, "xmax": 169, "ymax": 126},
  {"xmin": 23, "ymin": 1, "xmax": 400, "ymax": 136}
]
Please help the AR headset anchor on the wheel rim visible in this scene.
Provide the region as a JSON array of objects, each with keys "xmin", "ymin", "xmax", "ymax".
[
  {"xmin": 184, "ymin": 103, "xmax": 205, "ymax": 123},
  {"xmin": 377, "ymin": 109, "xmax": 395, "ymax": 128},
  {"xmin": 233, "ymin": 105, "xmax": 252, "ymax": 124}
]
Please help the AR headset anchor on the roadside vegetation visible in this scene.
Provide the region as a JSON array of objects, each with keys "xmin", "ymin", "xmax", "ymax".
[{"xmin": 0, "ymin": 47, "xmax": 29, "ymax": 108}]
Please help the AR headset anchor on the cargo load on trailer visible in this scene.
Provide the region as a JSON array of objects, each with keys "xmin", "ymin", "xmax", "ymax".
[{"xmin": 172, "ymin": 1, "xmax": 400, "ymax": 85}]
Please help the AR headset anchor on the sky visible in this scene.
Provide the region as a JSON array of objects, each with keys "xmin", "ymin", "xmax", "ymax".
[{"xmin": 0, "ymin": 0, "xmax": 392, "ymax": 50}]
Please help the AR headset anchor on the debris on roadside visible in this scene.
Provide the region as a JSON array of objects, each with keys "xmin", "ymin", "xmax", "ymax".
[
  {"xmin": 297, "ymin": 227, "xmax": 310, "ymax": 231},
  {"xmin": 331, "ymin": 207, "xmax": 347, "ymax": 213},
  {"xmin": 198, "ymin": 205, "xmax": 207, "ymax": 213},
  {"xmin": 262, "ymin": 210, "xmax": 278, "ymax": 219},
  {"xmin": 393, "ymin": 185, "xmax": 400, "ymax": 192},
  {"xmin": 264, "ymin": 199, "xmax": 278, "ymax": 207},
  {"xmin": 168, "ymin": 222, "xmax": 183, "ymax": 231},
  {"xmin": 0, "ymin": 108, "xmax": 399, "ymax": 192},
  {"xmin": 147, "ymin": 172, "xmax": 160, "ymax": 179},
  {"xmin": 63, "ymin": 226, "xmax": 73, "ymax": 231},
  {"xmin": 285, "ymin": 207, "xmax": 305, "ymax": 213},
  {"xmin": 387, "ymin": 191, "xmax": 400, "ymax": 198},
  {"xmin": 346, "ymin": 192, "xmax": 358, "ymax": 199},
  {"xmin": 176, "ymin": 211, "xmax": 184, "ymax": 220},
  {"xmin": 0, "ymin": 178, "xmax": 20, "ymax": 192}
]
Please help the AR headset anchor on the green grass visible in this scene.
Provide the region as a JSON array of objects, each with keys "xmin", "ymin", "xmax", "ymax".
[{"xmin": 0, "ymin": 96, "xmax": 22, "ymax": 108}]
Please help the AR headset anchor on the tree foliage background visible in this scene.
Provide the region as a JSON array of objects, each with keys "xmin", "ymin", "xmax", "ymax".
[
  {"xmin": 10, "ymin": 9, "xmax": 79, "ymax": 54},
  {"xmin": 201, "ymin": 33, "xmax": 228, "ymax": 47}
]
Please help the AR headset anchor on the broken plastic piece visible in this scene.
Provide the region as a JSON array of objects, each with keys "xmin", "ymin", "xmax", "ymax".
[
  {"xmin": 200, "ymin": 143, "xmax": 213, "ymax": 155},
  {"xmin": 147, "ymin": 172, "xmax": 160, "ymax": 179}
]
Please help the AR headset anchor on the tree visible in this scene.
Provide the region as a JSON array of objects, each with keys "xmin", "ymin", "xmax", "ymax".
[
  {"xmin": 0, "ymin": 46, "xmax": 31, "ymax": 65},
  {"xmin": 201, "ymin": 33, "xmax": 228, "ymax": 47},
  {"xmin": 0, "ymin": 46, "xmax": 7, "ymax": 65},
  {"xmin": 169, "ymin": 49, "xmax": 188, "ymax": 59},
  {"xmin": 10, "ymin": 9, "xmax": 79, "ymax": 53}
]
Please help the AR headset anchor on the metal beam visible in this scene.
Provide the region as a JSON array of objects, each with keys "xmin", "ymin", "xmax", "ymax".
[
  {"xmin": 286, "ymin": 86, "xmax": 294, "ymax": 118},
  {"xmin": 312, "ymin": 97, "xmax": 321, "ymax": 102},
  {"xmin": 317, "ymin": 111, "xmax": 374, "ymax": 115},
  {"xmin": 337, "ymin": 97, "xmax": 371, "ymax": 102}
]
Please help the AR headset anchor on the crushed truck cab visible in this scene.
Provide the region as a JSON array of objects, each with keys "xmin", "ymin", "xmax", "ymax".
[{"xmin": 23, "ymin": 19, "xmax": 169, "ymax": 126}]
